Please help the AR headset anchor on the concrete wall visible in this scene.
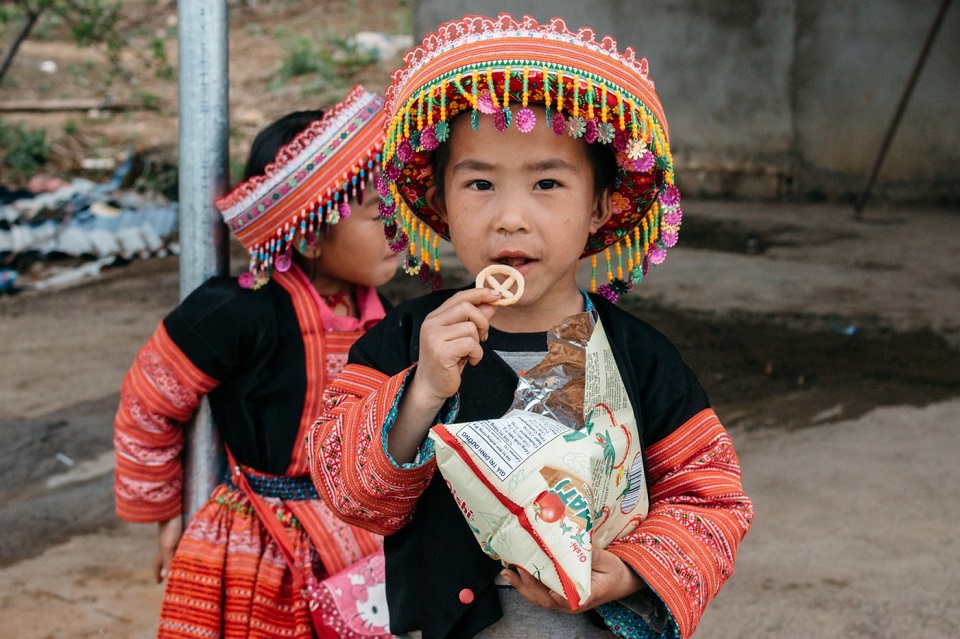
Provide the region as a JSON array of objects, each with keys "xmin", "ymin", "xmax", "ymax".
[{"xmin": 413, "ymin": 0, "xmax": 960, "ymax": 203}]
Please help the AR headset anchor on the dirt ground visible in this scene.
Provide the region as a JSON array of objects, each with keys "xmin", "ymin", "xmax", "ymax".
[
  {"xmin": 2, "ymin": 3, "xmax": 960, "ymax": 637},
  {"xmin": 1, "ymin": 200, "xmax": 959, "ymax": 638}
]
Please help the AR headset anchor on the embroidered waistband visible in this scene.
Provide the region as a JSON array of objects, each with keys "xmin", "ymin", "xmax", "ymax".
[{"xmin": 224, "ymin": 468, "xmax": 320, "ymax": 501}]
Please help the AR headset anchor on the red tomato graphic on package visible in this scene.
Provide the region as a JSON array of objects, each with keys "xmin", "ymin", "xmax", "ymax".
[{"xmin": 533, "ymin": 491, "xmax": 565, "ymax": 523}]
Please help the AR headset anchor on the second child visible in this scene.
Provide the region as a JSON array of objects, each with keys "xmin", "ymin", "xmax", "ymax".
[{"xmin": 114, "ymin": 86, "xmax": 398, "ymax": 638}]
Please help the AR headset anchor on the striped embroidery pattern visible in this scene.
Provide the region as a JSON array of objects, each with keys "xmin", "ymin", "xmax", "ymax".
[
  {"xmin": 308, "ymin": 363, "xmax": 437, "ymax": 536},
  {"xmin": 158, "ymin": 484, "xmax": 315, "ymax": 639},
  {"xmin": 606, "ymin": 409, "xmax": 753, "ymax": 638},
  {"xmin": 114, "ymin": 324, "xmax": 218, "ymax": 523}
]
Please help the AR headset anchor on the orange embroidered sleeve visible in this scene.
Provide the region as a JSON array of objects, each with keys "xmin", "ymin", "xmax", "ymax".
[
  {"xmin": 307, "ymin": 363, "xmax": 437, "ymax": 536},
  {"xmin": 113, "ymin": 323, "xmax": 218, "ymax": 523},
  {"xmin": 607, "ymin": 409, "xmax": 754, "ymax": 639}
]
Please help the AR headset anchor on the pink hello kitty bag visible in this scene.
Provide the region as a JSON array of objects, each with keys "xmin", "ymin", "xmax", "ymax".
[{"xmin": 303, "ymin": 551, "xmax": 392, "ymax": 639}]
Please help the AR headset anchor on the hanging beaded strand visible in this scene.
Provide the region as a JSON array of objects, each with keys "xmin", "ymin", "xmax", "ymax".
[
  {"xmin": 503, "ymin": 66, "xmax": 511, "ymax": 108},
  {"xmin": 543, "ymin": 66, "xmax": 552, "ymax": 124},
  {"xmin": 615, "ymin": 242, "xmax": 624, "ymax": 281},
  {"xmin": 600, "ymin": 84, "xmax": 608, "ymax": 123},
  {"xmin": 586, "ymin": 78, "xmax": 595, "ymax": 121},
  {"xmin": 440, "ymin": 79, "xmax": 448, "ymax": 122},
  {"xmin": 421, "ymin": 225, "xmax": 430, "ymax": 268},
  {"xmin": 522, "ymin": 66, "xmax": 530, "ymax": 107},
  {"xmin": 486, "ymin": 67, "xmax": 499, "ymax": 108},
  {"xmin": 416, "ymin": 90, "xmax": 425, "ymax": 132},
  {"xmin": 556, "ymin": 70, "xmax": 564, "ymax": 115},
  {"xmin": 617, "ymin": 90, "xmax": 626, "ymax": 132},
  {"xmin": 427, "ymin": 85, "xmax": 434, "ymax": 127},
  {"xmin": 572, "ymin": 75, "xmax": 581, "ymax": 118}
]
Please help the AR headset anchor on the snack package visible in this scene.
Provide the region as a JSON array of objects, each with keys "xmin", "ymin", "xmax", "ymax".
[{"xmin": 429, "ymin": 313, "xmax": 649, "ymax": 608}]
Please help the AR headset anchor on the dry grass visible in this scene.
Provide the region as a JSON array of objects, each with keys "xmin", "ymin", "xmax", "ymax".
[{"xmin": 0, "ymin": 0, "xmax": 410, "ymax": 185}]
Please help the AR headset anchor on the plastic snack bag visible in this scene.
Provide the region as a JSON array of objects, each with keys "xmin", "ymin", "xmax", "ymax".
[{"xmin": 429, "ymin": 312, "xmax": 649, "ymax": 608}]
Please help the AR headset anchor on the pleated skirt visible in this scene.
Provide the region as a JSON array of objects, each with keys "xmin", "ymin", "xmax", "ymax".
[{"xmin": 157, "ymin": 483, "xmax": 318, "ymax": 639}]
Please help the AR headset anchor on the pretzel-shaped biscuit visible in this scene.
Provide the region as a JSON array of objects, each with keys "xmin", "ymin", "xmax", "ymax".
[{"xmin": 475, "ymin": 264, "xmax": 525, "ymax": 306}]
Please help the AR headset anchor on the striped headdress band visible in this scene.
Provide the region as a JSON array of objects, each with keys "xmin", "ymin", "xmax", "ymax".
[{"xmin": 216, "ymin": 86, "xmax": 387, "ymax": 289}]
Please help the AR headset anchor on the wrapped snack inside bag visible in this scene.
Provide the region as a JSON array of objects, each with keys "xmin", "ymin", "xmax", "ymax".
[{"xmin": 429, "ymin": 312, "xmax": 649, "ymax": 609}]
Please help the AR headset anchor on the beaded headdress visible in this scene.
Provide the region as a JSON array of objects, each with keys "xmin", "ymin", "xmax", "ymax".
[
  {"xmin": 378, "ymin": 14, "xmax": 682, "ymax": 301},
  {"xmin": 216, "ymin": 85, "xmax": 386, "ymax": 289}
]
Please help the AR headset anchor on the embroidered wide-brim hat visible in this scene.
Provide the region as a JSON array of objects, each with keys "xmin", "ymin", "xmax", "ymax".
[
  {"xmin": 377, "ymin": 14, "xmax": 683, "ymax": 299},
  {"xmin": 216, "ymin": 85, "xmax": 386, "ymax": 289}
]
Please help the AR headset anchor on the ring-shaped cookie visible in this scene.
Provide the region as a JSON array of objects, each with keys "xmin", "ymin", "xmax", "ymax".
[{"xmin": 475, "ymin": 264, "xmax": 525, "ymax": 306}]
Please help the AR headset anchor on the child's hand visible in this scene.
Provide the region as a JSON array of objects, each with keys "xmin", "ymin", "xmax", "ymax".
[
  {"xmin": 387, "ymin": 288, "xmax": 501, "ymax": 464},
  {"xmin": 499, "ymin": 548, "xmax": 645, "ymax": 613},
  {"xmin": 154, "ymin": 516, "xmax": 183, "ymax": 583},
  {"xmin": 415, "ymin": 287, "xmax": 502, "ymax": 401}
]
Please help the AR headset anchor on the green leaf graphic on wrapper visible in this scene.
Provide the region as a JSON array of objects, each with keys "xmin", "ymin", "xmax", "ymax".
[
  {"xmin": 507, "ymin": 468, "xmax": 529, "ymax": 493},
  {"xmin": 584, "ymin": 410, "xmax": 597, "ymax": 434},
  {"xmin": 563, "ymin": 429, "xmax": 587, "ymax": 443},
  {"xmin": 495, "ymin": 523, "xmax": 513, "ymax": 551},
  {"xmin": 595, "ymin": 429, "xmax": 616, "ymax": 474},
  {"xmin": 559, "ymin": 451, "xmax": 591, "ymax": 477},
  {"xmin": 617, "ymin": 473, "xmax": 632, "ymax": 502},
  {"xmin": 476, "ymin": 511, "xmax": 513, "ymax": 559},
  {"xmin": 562, "ymin": 409, "xmax": 599, "ymax": 442},
  {"xmin": 573, "ymin": 530, "xmax": 589, "ymax": 547},
  {"xmin": 481, "ymin": 536, "xmax": 500, "ymax": 560},
  {"xmin": 476, "ymin": 511, "xmax": 508, "ymax": 534}
]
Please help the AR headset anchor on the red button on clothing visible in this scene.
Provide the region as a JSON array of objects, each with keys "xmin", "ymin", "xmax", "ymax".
[{"xmin": 458, "ymin": 588, "xmax": 475, "ymax": 604}]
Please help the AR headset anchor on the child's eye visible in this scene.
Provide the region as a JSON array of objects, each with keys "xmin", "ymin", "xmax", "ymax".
[
  {"xmin": 468, "ymin": 180, "xmax": 493, "ymax": 191},
  {"xmin": 535, "ymin": 179, "xmax": 559, "ymax": 190}
]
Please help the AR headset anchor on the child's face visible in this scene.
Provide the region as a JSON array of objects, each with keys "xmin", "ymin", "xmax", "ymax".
[
  {"xmin": 311, "ymin": 181, "xmax": 399, "ymax": 290},
  {"xmin": 429, "ymin": 108, "xmax": 611, "ymax": 313}
]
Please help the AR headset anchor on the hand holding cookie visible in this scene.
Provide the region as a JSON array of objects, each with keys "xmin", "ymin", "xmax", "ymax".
[{"xmin": 475, "ymin": 264, "xmax": 525, "ymax": 306}]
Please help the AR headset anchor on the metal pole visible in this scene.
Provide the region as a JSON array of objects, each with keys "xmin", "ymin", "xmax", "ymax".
[
  {"xmin": 177, "ymin": 0, "xmax": 230, "ymax": 521},
  {"xmin": 853, "ymin": 0, "xmax": 953, "ymax": 218}
]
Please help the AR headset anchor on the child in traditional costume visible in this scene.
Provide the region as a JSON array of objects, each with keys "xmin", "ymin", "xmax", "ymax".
[
  {"xmin": 308, "ymin": 15, "xmax": 753, "ymax": 639},
  {"xmin": 114, "ymin": 86, "xmax": 398, "ymax": 638}
]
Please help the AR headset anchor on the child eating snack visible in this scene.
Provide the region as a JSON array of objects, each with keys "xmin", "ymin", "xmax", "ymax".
[{"xmin": 309, "ymin": 15, "xmax": 753, "ymax": 639}]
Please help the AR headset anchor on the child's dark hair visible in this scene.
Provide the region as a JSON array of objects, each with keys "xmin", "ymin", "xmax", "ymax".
[
  {"xmin": 243, "ymin": 110, "xmax": 325, "ymax": 180},
  {"xmin": 430, "ymin": 117, "xmax": 619, "ymax": 200}
]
